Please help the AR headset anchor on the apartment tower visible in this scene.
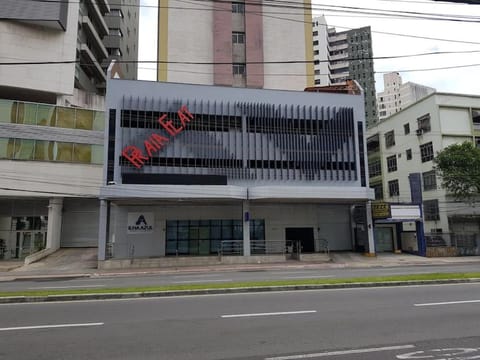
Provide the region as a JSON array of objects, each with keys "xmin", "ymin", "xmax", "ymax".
[{"xmin": 157, "ymin": 0, "xmax": 315, "ymax": 90}]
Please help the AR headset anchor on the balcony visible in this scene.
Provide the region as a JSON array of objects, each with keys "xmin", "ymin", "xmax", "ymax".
[
  {"xmin": 328, "ymin": 43, "xmax": 348, "ymax": 53},
  {"xmin": 329, "ymin": 52, "xmax": 348, "ymax": 61},
  {"xmin": 81, "ymin": 16, "xmax": 108, "ymax": 60},
  {"xmin": 94, "ymin": 0, "xmax": 110, "ymax": 14},
  {"xmin": 328, "ymin": 33, "xmax": 347, "ymax": 43},
  {"xmin": 329, "ymin": 61, "xmax": 349, "ymax": 71},
  {"xmin": 83, "ymin": 0, "xmax": 109, "ymax": 37},
  {"xmin": 79, "ymin": 44, "xmax": 107, "ymax": 84}
]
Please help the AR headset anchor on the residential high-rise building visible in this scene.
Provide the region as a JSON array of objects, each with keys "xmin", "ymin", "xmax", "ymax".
[
  {"xmin": 312, "ymin": 16, "xmax": 329, "ymax": 86},
  {"xmin": 327, "ymin": 26, "xmax": 378, "ymax": 128},
  {"xmin": 156, "ymin": 0, "xmax": 314, "ymax": 90},
  {"xmin": 377, "ymin": 72, "xmax": 436, "ymax": 120},
  {"xmin": 311, "ymin": 20, "xmax": 378, "ymax": 128},
  {"xmin": 0, "ymin": 0, "xmax": 138, "ymax": 260}
]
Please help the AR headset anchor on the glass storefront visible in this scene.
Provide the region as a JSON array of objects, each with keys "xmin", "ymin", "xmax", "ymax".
[
  {"xmin": 166, "ymin": 219, "xmax": 265, "ymax": 256},
  {"xmin": 0, "ymin": 216, "xmax": 48, "ymax": 260}
]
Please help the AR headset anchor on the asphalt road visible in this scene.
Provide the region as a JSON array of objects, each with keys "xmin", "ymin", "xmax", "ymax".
[
  {"xmin": 0, "ymin": 283, "xmax": 479, "ymax": 359},
  {"xmin": 1, "ymin": 263, "xmax": 479, "ymax": 292}
]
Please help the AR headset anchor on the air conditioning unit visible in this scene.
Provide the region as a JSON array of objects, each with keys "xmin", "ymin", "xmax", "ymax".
[{"xmin": 416, "ymin": 128, "xmax": 424, "ymax": 136}]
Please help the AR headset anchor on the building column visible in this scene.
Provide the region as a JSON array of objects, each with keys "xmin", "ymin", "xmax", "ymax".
[
  {"xmin": 243, "ymin": 200, "xmax": 251, "ymax": 256},
  {"xmin": 46, "ymin": 197, "xmax": 63, "ymax": 250},
  {"xmin": 98, "ymin": 199, "xmax": 109, "ymax": 261},
  {"xmin": 365, "ymin": 200, "xmax": 376, "ymax": 256}
]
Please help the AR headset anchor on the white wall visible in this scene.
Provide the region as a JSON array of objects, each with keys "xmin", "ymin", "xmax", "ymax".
[
  {"xmin": 0, "ymin": 160, "xmax": 102, "ymax": 197},
  {"xmin": 0, "ymin": 2, "xmax": 79, "ymax": 96},
  {"xmin": 167, "ymin": 0, "xmax": 214, "ymax": 85},
  {"xmin": 263, "ymin": 0, "xmax": 308, "ymax": 90}
]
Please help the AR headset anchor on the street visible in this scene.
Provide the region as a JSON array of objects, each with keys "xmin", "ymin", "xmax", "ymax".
[
  {"xmin": 1, "ymin": 263, "xmax": 480, "ymax": 292},
  {"xmin": 0, "ymin": 282, "xmax": 479, "ymax": 359}
]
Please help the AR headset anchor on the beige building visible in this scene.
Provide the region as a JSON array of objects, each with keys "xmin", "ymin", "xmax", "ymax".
[
  {"xmin": 367, "ymin": 92, "xmax": 480, "ymax": 256},
  {"xmin": 377, "ymin": 72, "xmax": 435, "ymax": 121},
  {"xmin": 157, "ymin": 0, "xmax": 314, "ymax": 90}
]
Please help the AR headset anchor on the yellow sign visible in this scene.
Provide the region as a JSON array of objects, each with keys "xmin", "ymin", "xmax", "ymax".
[{"xmin": 371, "ymin": 202, "xmax": 391, "ymax": 219}]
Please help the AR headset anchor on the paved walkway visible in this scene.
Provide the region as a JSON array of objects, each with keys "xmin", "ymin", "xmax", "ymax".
[{"xmin": 1, "ymin": 249, "xmax": 480, "ymax": 282}]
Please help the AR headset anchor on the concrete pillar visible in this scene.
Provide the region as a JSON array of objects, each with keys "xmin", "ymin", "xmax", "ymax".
[
  {"xmin": 366, "ymin": 201, "xmax": 376, "ymax": 256},
  {"xmin": 46, "ymin": 197, "xmax": 63, "ymax": 250},
  {"xmin": 242, "ymin": 200, "xmax": 250, "ymax": 256},
  {"xmin": 98, "ymin": 199, "xmax": 109, "ymax": 261}
]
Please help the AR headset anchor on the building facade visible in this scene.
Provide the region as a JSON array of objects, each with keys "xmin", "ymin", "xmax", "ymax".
[
  {"xmin": 311, "ymin": 21, "xmax": 378, "ymax": 128},
  {"xmin": 157, "ymin": 0, "xmax": 314, "ymax": 90},
  {"xmin": 377, "ymin": 72, "xmax": 435, "ymax": 120},
  {"xmin": 0, "ymin": 1, "xmax": 138, "ymax": 261},
  {"xmin": 367, "ymin": 92, "xmax": 480, "ymax": 256},
  {"xmin": 98, "ymin": 79, "xmax": 374, "ymax": 266}
]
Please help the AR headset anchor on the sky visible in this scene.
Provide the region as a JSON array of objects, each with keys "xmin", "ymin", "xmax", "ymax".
[{"xmin": 137, "ymin": 0, "xmax": 480, "ymax": 95}]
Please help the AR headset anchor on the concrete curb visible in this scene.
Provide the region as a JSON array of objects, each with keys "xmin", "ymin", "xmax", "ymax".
[{"xmin": 1, "ymin": 278, "xmax": 480, "ymax": 304}]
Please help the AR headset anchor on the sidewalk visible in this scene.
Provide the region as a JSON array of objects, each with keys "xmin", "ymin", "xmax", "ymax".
[{"xmin": 1, "ymin": 250, "xmax": 480, "ymax": 282}]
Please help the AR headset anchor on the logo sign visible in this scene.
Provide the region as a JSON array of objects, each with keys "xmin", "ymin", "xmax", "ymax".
[
  {"xmin": 371, "ymin": 201, "xmax": 391, "ymax": 219},
  {"xmin": 127, "ymin": 212, "xmax": 154, "ymax": 234}
]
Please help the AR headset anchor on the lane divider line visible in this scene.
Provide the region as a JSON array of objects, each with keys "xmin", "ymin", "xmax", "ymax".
[
  {"xmin": 265, "ymin": 344, "xmax": 416, "ymax": 359},
  {"xmin": 222, "ymin": 310, "xmax": 316, "ymax": 318},
  {"xmin": 415, "ymin": 299, "xmax": 480, "ymax": 307},
  {"xmin": 27, "ymin": 285, "xmax": 106, "ymax": 290},
  {"xmin": 0, "ymin": 322, "xmax": 104, "ymax": 331}
]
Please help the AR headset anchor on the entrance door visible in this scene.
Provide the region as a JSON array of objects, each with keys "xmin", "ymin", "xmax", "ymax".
[
  {"xmin": 285, "ymin": 228, "xmax": 315, "ymax": 253},
  {"xmin": 374, "ymin": 227, "xmax": 394, "ymax": 252},
  {"xmin": 14, "ymin": 231, "xmax": 46, "ymax": 259}
]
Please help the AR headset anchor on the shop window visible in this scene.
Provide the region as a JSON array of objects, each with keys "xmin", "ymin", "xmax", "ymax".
[
  {"xmin": 423, "ymin": 199, "xmax": 440, "ymax": 221},
  {"xmin": 0, "ymin": 99, "xmax": 16, "ymax": 123},
  {"xmin": 422, "ymin": 170, "xmax": 437, "ymax": 191},
  {"xmin": 420, "ymin": 142, "xmax": 434, "ymax": 163},
  {"xmin": 37, "ymin": 104, "xmax": 55, "ymax": 126},
  {"xmin": 386, "ymin": 155, "xmax": 397, "ymax": 172},
  {"xmin": 53, "ymin": 142, "xmax": 73, "ymax": 162},
  {"xmin": 12, "ymin": 139, "xmax": 35, "ymax": 160},
  {"xmin": 388, "ymin": 179, "xmax": 399, "ymax": 197},
  {"xmin": 16, "ymin": 102, "xmax": 38, "ymax": 125},
  {"xmin": 73, "ymin": 143, "xmax": 92, "ymax": 163}
]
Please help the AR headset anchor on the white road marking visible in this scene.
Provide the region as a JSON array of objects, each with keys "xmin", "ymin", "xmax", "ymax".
[
  {"xmin": 265, "ymin": 344, "xmax": 416, "ymax": 359},
  {"xmin": 27, "ymin": 285, "xmax": 106, "ymax": 290},
  {"xmin": 173, "ymin": 279, "xmax": 232, "ymax": 283},
  {"xmin": 0, "ymin": 322, "xmax": 104, "ymax": 332},
  {"xmin": 283, "ymin": 275, "xmax": 334, "ymax": 279},
  {"xmin": 415, "ymin": 299, "xmax": 480, "ymax": 307},
  {"xmin": 222, "ymin": 310, "xmax": 316, "ymax": 318}
]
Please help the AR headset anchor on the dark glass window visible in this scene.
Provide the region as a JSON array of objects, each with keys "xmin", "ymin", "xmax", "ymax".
[{"xmin": 420, "ymin": 142, "xmax": 434, "ymax": 163}]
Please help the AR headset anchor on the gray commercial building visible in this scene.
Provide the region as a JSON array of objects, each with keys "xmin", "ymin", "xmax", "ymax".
[{"xmin": 98, "ymin": 77, "xmax": 375, "ymax": 268}]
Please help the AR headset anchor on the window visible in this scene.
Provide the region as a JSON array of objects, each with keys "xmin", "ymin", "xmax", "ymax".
[
  {"xmin": 406, "ymin": 148, "xmax": 412, "ymax": 160},
  {"xmin": 422, "ymin": 170, "xmax": 437, "ymax": 191},
  {"xmin": 110, "ymin": 9, "xmax": 123, "ymax": 17},
  {"xmin": 386, "ymin": 155, "xmax": 397, "ymax": 172},
  {"xmin": 388, "ymin": 179, "xmax": 399, "ymax": 197},
  {"xmin": 368, "ymin": 159, "xmax": 381, "ymax": 177},
  {"xmin": 233, "ymin": 63, "xmax": 246, "ymax": 75},
  {"xmin": 232, "ymin": 2, "xmax": 245, "ymax": 13},
  {"xmin": 417, "ymin": 113, "xmax": 431, "ymax": 133},
  {"xmin": 420, "ymin": 142, "xmax": 434, "ymax": 163},
  {"xmin": 314, "ymin": 69, "xmax": 320, "ymax": 75},
  {"xmin": 473, "ymin": 109, "xmax": 480, "ymax": 124},
  {"xmin": 423, "ymin": 199, "xmax": 440, "ymax": 221},
  {"xmin": 367, "ymin": 134, "xmax": 380, "ymax": 154},
  {"xmin": 404, "ymin": 123, "xmax": 410, "ymax": 135},
  {"xmin": 232, "ymin": 32, "xmax": 245, "ymax": 44},
  {"xmin": 384, "ymin": 130, "xmax": 395, "ymax": 148},
  {"xmin": 313, "ymin": 31, "xmax": 318, "ymax": 36},
  {"xmin": 314, "ymin": 50, "xmax": 319, "ymax": 55},
  {"xmin": 313, "ymin": 40, "xmax": 319, "ymax": 46},
  {"xmin": 314, "ymin": 79, "xmax": 321, "ymax": 85},
  {"xmin": 372, "ymin": 183, "xmax": 383, "ymax": 200}
]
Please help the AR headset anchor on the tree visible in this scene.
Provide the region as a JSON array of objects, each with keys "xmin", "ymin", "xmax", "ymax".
[{"xmin": 434, "ymin": 141, "xmax": 480, "ymax": 202}]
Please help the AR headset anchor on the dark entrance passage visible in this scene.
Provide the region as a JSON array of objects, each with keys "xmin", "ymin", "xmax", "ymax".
[{"xmin": 286, "ymin": 227, "xmax": 315, "ymax": 253}]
